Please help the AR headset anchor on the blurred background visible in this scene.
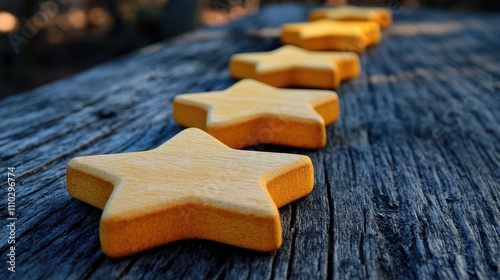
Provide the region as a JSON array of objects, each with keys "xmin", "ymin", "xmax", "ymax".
[{"xmin": 1, "ymin": 0, "xmax": 499, "ymax": 99}]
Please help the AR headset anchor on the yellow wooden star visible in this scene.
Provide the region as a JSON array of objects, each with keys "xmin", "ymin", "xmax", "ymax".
[
  {"xmin": 66, "ymin": 128, "xmax": 314, "ymax": 257},
  {"xmin": 173, "ymin": 79, "xmax": 340, "ymax": 149},
  {"xmin": 281, "ymin": 19, "xmax": 381, "ymax": 52},
  {"xmin": 230, "ymin": 45, "xmax": 360, "ymax": 89},
  {"xmin": 310, "ymin": 5, "xmax": 392, "ymax": 29}
]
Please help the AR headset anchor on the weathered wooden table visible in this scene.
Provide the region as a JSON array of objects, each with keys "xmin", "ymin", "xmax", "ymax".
[{"xmin": 1, "ymin": 4, "xmax": 499, "ymax": 279}]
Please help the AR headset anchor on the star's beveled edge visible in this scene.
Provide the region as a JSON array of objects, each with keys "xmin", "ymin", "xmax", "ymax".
[
  {"xmin": 173, "ymin": 79, "xmax": 340, "ymax": 149},
  {"xmin": 66, "ymin": 128, "xmax": 314, "ymax": 257}
]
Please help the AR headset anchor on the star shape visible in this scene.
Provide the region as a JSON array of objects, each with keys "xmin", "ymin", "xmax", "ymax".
[
  {"xmin": 66, "ymin": 128, "xmax": 314, "ymax": 257},
  {"xmin": 230, "ymin": 45, "xmax": 360, "ymax": 89},
  {"xmin": 281, "ymin": 19, "xmax": 381, "ymax": 52},
  {"xmin": 309, "ymin": 5, "xmax": 392, "ymax": 29},
  {"xmin": 173, "ymin": 79, "xmax": 340, "ymax": 149}
]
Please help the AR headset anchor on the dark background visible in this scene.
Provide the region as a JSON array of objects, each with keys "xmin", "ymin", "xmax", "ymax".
[{"xmin": 1, "ymin": 0, "xmax": 499, "ymax": 100}]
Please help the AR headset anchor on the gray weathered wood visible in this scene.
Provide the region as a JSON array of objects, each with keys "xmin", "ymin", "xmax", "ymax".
[{"xmin": 1, "ymin": 4, "xmax": 499, "ymax": 279}]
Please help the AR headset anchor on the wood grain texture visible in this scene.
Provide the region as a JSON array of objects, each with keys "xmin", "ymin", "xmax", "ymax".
[
  {"xmin": 0, "ymin": 4, "xmax": 499, "ymax": 279},
  {"xmin": 281, "ymin": 20, "xmax": 381, "ymax": 52},
  {"xmin": 230, "ymin": 45, "xmax": 360, "ymax": 89},
  {"xmin": 66, "ymin": 128, "xmax": 314, "ymax": 257},
  {"xmin": 173, "ymin": 79, "xmax": 339, "ymax": 149},
  {"xmin": 310, "ymin": 5, "xmax": 393, "ymax": 29}
]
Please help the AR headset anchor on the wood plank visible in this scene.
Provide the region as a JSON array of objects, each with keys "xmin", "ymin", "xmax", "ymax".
[{"xmin": 0, "ymin": 4, "xmax": 499, "ymax": 279}]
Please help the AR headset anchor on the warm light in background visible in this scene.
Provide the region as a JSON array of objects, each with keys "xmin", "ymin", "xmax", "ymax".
[
  {"xmin": 0, "ymin": 11, "xmax": 18, "ymax": 33},
  {"xmin": 89, "ymin": 7, "xmax": 114, "ymax": 30},
  {"xmin": 201, "ymin": 0, "xmax": 259, "ymax": 26},
  {"xmin": 67, "ymin": 9, "xmax": 87, "ymax": 30}
]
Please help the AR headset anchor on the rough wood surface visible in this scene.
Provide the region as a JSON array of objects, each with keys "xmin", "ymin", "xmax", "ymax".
[{"xmin": 1, "ymin": 4, "xmax": 499, "ymax": 279}]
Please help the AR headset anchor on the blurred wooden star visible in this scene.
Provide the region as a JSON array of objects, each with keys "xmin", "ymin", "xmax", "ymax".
[
  {"xmin": 230, "ymin": 45, "xmax": 360, "ymax": 89},
  {"xmin": 281, "ymin": 19, "xmax": 381, "ymax": 52},
  {"xmin": 310, "ymin": 5, "xmax": 392, "ymax": 29},
  {"xmin": 67, "ymin": 128, "xmax": 314, "ymax": 257}
]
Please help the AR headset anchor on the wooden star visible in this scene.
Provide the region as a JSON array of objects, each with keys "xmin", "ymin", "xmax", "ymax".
[
  {"xmin": 66, "ymin": 128, "xmax": 314, "ymax": 258},
  {"xmin": 230, "ymin": 45, "xmax": 360, "ymax": 89},
  {"xmin": 281, "ymin": 19, "xmax": 381, "ymax": 52},
  {"xmin": 310, "ymin": 5, "xmax": 392, "ymax": 29},
  {"xmin": 173, "ymin": 79, "xmax": 340, "ymax": 149}
]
